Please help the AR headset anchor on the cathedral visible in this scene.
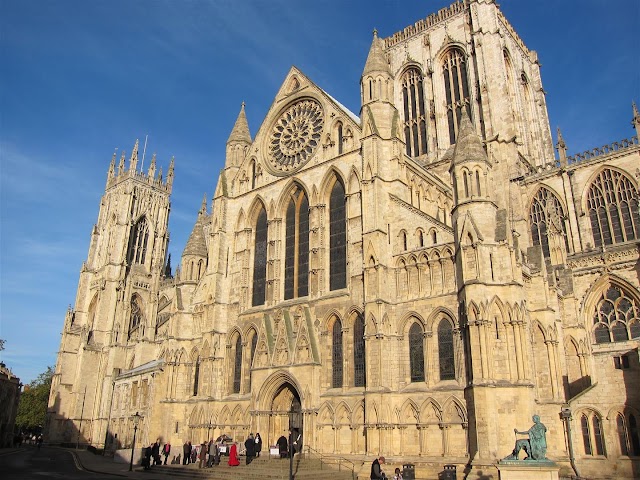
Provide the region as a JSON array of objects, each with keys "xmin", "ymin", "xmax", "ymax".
[{"xmin": 47, "ymin": 1, "xmax": 640, "ymax": 478}]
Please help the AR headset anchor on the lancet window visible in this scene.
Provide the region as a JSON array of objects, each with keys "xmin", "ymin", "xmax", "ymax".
[
  {"xmin": 409, "ymin": 322, "xmax": 425, "ymax": 382},
  {"xmin": 252, "ymin": 207, "xmax": 268, "ymax": 306},
  {"xmin": 587, "ymin": 169, "xmax": 640, "ymax": 247},
  {"xmin": 581, "ymin": 412, "xmax": 606, "ymax": 456},
  {"xmin": 329, "ymin": 179, "xmax": 347, "ymax": 290},
  {"xmin": 128, "ymin": 295, "xmax": 143, "ymax": 339},
  {"xmin": 284, "ymin": 187, "xmax": 309, "ymax": 300},
  {"xmin": 438, "ymin": 319, "xmax": 455, "ymax": 380},
  {"xmin": 401, "ymin": 67, "xmax": 428, "ymax": 156},
  {"xmin": 593, "ymin": 284, "xmax": 640, "ymax": 344},
  {"xmin": 617, "ymin": 413, "xmax": 640, "ymax": 456},
  {"xmin": 192, "ymin": 356, "xmax": 200, "ymax": 396},
  {"xmin": 442, "ymin": 48, "xmax": 471, "ymax": 144},
  {"xmin": 332, "ymin": 319, "xmax": 343, "ymax": 388},
  {"xmin": 529, "ymin": 187, "xmax": 569, "ymax": 258},
  {"xmin": 127, "ymin": 217, "xmax": 149, "ymax": 265},
  {"xmin": 354, "ymin": 314, "xmax": 366, "ymax": 387},
  {"xmin": 249, "ymin": 331, "xmax": 258, "ymax": 388},
  {"xmin": 233, "ymin": 336, "xmax": 242, "ymax": 394}
]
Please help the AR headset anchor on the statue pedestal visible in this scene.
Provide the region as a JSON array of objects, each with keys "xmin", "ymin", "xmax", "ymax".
[{"xmin": 497, "ymin": 461, "xmax": 559, "ymax": 480}]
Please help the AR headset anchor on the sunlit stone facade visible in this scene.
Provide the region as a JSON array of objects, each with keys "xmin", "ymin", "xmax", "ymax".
[{"xmin": 48, "ymin": 1, "xmax": 639, "ymax": 478}]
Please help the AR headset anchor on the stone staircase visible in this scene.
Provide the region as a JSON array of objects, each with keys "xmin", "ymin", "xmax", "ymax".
[{"xmin": 153, "ymin": 455, "xmax": 357, "ymax": 480}]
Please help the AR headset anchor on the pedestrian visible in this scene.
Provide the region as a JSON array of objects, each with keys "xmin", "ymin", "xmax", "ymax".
[
  {"xmin": 370, "ymin": 456, "xmax": 386, "ymax": 479},
  {"xmin": 142, "ymin": 444, "xmax": 153, "ymax": 470},
  {"xmin": 199, "ymin": 441, "xmax": 207, "ymax": 468},
  {"xmin": 244, "ymin": 433, "xmax": 256, "ymax": 465},
  {"xmin": 163, "ymin": 441, "xmax": 171, "ymax": 465},
  {"xmin": 277, "ymin": 434, "xmax": 288, "ymax": 458},
  {"xmin": 393, "ymin": 467, "xmax": 403, "ymax": 480},
  {"xmin": 191, "ymin": 443, "xmax": 199, "ymax": 464},
  {"xmin": 182, "ymin": 440, "xmax": 191, "ymax": 465},
  {"xmin": 151, "ymin": 438, "xmax": 161, "ymax": 465},
  {"xmin": 228, "ymin": 443, "xmax": 240, "ymax": 466},
  {"xmin": 293, "ymin": 430, "xmax": 302, "ymax": 455},
  {"xmin": 212, "ymin": 441, "xmax": 221, "ymax": 465},
  {"xmin": 255, "ymin": 432, "xmax": 262, "ymax": 457},
  {"xmin": 36, "ymin": 435, "xmax": 43, "ymax": 450}
]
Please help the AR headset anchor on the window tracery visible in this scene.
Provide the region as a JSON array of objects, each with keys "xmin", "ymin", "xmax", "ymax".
[
  {"xmin": 409, "ymin": 322, "xmax": 425, "ymax": 382},
  {"xmin": 529, "ymin": 187, "xmax": 569, "ymax": 259},
  {"xmin": 587, "ymin": 169, "xmax": 640, "ymax": 247},
  {"xmin": 332, "ymin": 319, "xmax": 343, "ymax": 388},
  {"xmin": 284, "ymin": 187, "xmax": 309, "ymax": 300},
  {"xmin": 233, "ymin": 336, "xmax": 242, "ymax": 394},
  {"xmin": 438, "ymin": 319, "xmax": 455, "ymax": 380},
  {"xmin": 329, "ymin": 179, "xmax": 347, "ymax": 290},
  {"xmin": 354, "ymin": 314, "xmax": 366, "ymax": 387},
  {"xmin": 127, "ymin": 217, "xmax": 149, "ymax": 265},
  {"xmin": 593, "ymin": 284, "xmax": 640, "ymax": 344},
  {"xmin": 401, "ymin": 67, "xmax": 428, "ymax": 156},
  {"xmin": 252, "ymin": 207, "xmax": 268, "ymax": 306},
  {"xmin": 442, "ymin": 48, "xmax": 471, "ymax": 144}
]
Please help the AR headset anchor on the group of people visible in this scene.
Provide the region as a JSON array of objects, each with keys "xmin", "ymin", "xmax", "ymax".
[
  {"xmin": 370, "ymin": 456, "xmax": 404, "ymax": 480},
  {"xmin": 180, "ymin": 433, "xmax": 263, "ymax": 468},
  {"xmin": 141, "ymin": 439, "xmax": 171, "ymax": 470},
  {"xmin": 276, "ymin": 429, "xmax": 302, "ymax": 458}
]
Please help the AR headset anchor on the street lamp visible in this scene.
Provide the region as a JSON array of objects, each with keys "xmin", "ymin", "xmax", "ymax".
[
  {"xmin": 206, "ymin": 422, "xmax": 213, "ymax": 440},
  {"xmin": 128, "ymin": 412, "xmax": 141, "ymax": 472},
  {"xmin": 288, "ymin": 406, "xmax": 294, "ymax": 480}
]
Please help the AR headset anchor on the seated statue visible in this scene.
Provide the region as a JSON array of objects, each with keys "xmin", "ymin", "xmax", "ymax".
[{"xmin": 504, "ymin": 415, "xmax": 547, "ymax": 461}]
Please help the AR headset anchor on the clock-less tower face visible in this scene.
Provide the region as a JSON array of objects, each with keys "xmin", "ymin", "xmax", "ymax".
[{"xmin": 266, "ymin": 98, "xmax": 324, "ymax": 175}]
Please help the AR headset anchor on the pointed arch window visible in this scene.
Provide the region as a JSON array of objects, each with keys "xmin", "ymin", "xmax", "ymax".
[
  {"xmin": 530, "ymin": 187, "xmax": 569, "ymax": 258},
  {"xmin": 337, "ymin": 122, "xmax": 344, "ymax": 155},
  {"xmin": 233, "ymin": 336, "xmax": 243, "ymax": 394},
  {"xmin": 438, "ymin": 319, "xmax": 455, "ymax": 380},
  {"xmin": 593, "ymin": 284, "xmax": 640, "ymax": 344},
  {"xmin": 409, "ymin": 322, "xmax": 425, "ymax": 382},
  {"xmin": 581, "ymin": 412, "xmax": 606, "ymax": 456},
  {"xmin": 252, "ymin": 207, "xmax": 268, "ymax": 306},
  {"xmin": 401, "ymin": 67, "xmax": 428, "ymax": 156},
  {"xmin": 329, "ymin": 179, "xmax": 347, "ymax": 290},
  {"xmin": 128, "ymin": 296, "xmax": 143, "ymax": 339},
  {"xmin": 249, "ymin": 331, "xmax": 258, "ymax": 388},
  {"xmin": 193, "ymin": 356, "xmax": 200, "ymax": 396},
  {"xmin": 443, "ymin": 48, "xmax": 471, "ymax": 144},
  {"xmin": 284, "ymin": 187, "xmax": 309, "ymax": 300},
  {"xmin": 587, "ymin": 169, "xmax": 640, "ymax": 247},
  {"xmin": 127, "ymin": 217, "xmax": 149, "ymax": 265},
  {"xmin": 354, "ymin": 314, "xmax": 366, "ymax": 387},
  {"xmin": 615, "ymin": 413, "xmax": 640, "ymax": 456},
  {"xmin": 332, "ymin": 319, "xmax": 343, "ymax": 388}
]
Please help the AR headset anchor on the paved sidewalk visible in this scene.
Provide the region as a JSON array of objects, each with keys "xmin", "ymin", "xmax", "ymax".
[{"xmin": 69, "ymin": 448, "xmax": 184, "ymax": 479}]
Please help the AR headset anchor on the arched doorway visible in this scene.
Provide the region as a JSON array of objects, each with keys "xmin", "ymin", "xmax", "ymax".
[{"xmin": 268, "ymin": 382, "xmax": 302, "ymax": 451}]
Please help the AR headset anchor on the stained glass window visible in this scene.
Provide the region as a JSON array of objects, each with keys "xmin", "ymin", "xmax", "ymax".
[
  {"xmin": 529, "ymin": 187, "xmax": 568, "ymax": 258},
  {"xmin": 329, "ymin": 180, "xmax": 347, "ymax": 290},
  {"xmin": 438, "ymin": 320, "xmax": 455, "ymax": 380},
  {"xmin": 587, "ymin": 169, "xmax": 640, "ymax": 247},
  {"xmin": 193, "ymin": 356, "xmax": 200, "ymax": 396},
  {"xmin": 618, "ymin": 414, "xmax": 629, "ymax": 456},
  {"xmin": 443, "ymin": 48, "xmax": 471, "ymax": 144},
  {"xmin": 409, "ymin": 322, "xmax": 425, "ymax": 382},
  {"xmin": 581, "ymin": 414, "xmax": 592, "ymax": 455},
  {"xmin": 284, "ymin": 187, "xmax": 309, "ymax": 300},
  {"xmin": 401, "ymin": 67, "xmax": 428, "ymax": 157},
  {"xmin": 354, "ymin": 314, "xmax": 366, "ymax": 387},
  {"xmin": 127, "ymin": 217, "xmax": 149, "ymax": 265},
  {"xmin": 593, "ymin": 285, "xmax": 639, "ymax": 344},
  {"xmin": 332, "ymin": 320, "xmax": 343, "ymax": 388},
  {"xmin": 252, "ymin": 207, "xmax": 268, "ymax": 306},
  {"xmin": 233, "ymin": 336, "xmax": 242, "ymax": 394}
]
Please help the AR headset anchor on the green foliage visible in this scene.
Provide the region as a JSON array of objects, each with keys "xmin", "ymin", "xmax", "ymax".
[{"xmin": 16, "ymin": 366, "xmax": 54, "ymax": 431}]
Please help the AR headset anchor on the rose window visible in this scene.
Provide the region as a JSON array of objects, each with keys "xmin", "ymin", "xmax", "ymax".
[{"xmin": 268, "ymin": 99, "xmax": 324, "ymax": 173}]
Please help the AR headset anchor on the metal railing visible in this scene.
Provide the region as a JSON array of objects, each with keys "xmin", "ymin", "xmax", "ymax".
[{"xmin": 301, "ymin": 446, "xmax": 356, "ymax": 480}]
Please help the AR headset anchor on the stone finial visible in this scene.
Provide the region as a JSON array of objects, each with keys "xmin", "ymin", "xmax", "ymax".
[
  {"xmin": 129, "ymin": 139, "xmax": 139, "ymax": 172},
  {"xmin": 632, "ymin": 101, "xmax": 640, "ymax": 138},
  {"xmin": 118, "ymin": 151, "xmax": 126, "ymax": 175},
  {"xmin": 107, "ymin": 150, "xmax": 116, "ymax": 181},
  {"xmin": 199, "ymin": 193, "xmax": 207, "ymax": 217},
  {"xmin": 556, "ymin": 127, "xmax": 567, "ymax": 167},
  {"xmin": 167, "ymin": 156, "xmax": 175, "ymax": 189},
  {"xmin": 148, "ymin": 153, "xmax": 157, "ymax": 179}
]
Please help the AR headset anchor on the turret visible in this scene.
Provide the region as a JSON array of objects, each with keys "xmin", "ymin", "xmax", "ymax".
[
  {"xmin": 225, "ymin": 102, "xmax": 252, "ymax": 169},
  {"xmin": 632, "ymin": 101, "xmax": 640, "ymax": 139},
  {"xmin": 360, "ymin": 29, "xmax": 398, "ymax": 140},
  {"xmin": 180, "ymin": 194, "xmax": 209, "ymax": 283},
  {"xmin": 556, "ymin": 127, "xmax": 568, "ymax": 167},
  {"xmin": 106, "ymin": 150, "xmax": 116, "ymax": 185},
  {"xmin": 167, "ymin": 157, "xmax": 174, "ymax": 190}
]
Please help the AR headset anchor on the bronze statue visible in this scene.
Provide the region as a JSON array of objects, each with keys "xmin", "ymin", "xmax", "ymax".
[{"xmin": 504, "ymin": 414, "xmax": 547, "ymax": 461}]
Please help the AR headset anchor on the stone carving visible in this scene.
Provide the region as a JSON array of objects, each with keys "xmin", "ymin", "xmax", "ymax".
[{"xmin": 502, "ymin": 415, "xmax": 548, "ymax": 461}]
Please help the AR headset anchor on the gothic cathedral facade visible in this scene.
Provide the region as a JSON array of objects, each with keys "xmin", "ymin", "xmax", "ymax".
[{"xmin": 48, "ymin": 1, "xmax": 640, "ymax": 478}]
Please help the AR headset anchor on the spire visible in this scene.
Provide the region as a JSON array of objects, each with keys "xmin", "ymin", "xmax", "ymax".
[
  {"xmin": 199, "ymin": 193, "xmax": 207, "ymax": 217},
  {"xmin": 227, "ymin": 102, "xmax": 252, "ymax": 145},
  {"xmin": 107, "ymin": 150, "xmax": 116, "ymax": 181},
  {"xmin": 164, "ymin": 253, "xmax": 172, "ymax": 278},
  {"xmin": 148, "ymin": 153, "xmax": 157, "ymax": 179},
  {"xmin": 632, "ymin": 101, "xmax": 640, "ymax": 138},
  {"xmin": 451, "ymin": 110, "xmax": 489, "ymax": 166},
  {"xmin": 129, "ymin": 139, "xmax": 139, "ymax": 172},
  {"xmin": 118, "ymin": 151, "xmax": 126, "ymax": 175},
  {"xmin": 556, "ymin": 127, "xmax": 568, "ymax": 167},
  {"xmin": 362, "ymin": 29, "xmax": 390, "ymax": 78},
  {"xmin": 183, "ymin": 203, "xmax": 208, "ymax": 258},
  {"xmin": 167, "ymin": 156, "xmax": 175, "ymax": 189}
]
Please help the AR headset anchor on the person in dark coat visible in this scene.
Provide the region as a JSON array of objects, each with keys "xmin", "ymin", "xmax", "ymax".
[
  {"xmin": 255, "ymin": 433, "xmax": 263, "ymax": 457},
  {"xmin": 370, "ymin": 456, "xmax": 386, "ymax": 479},
  {"xmin": 182, "ymin": 440, "xmax": 191, "ymax": 465},
  {"xmin": 162, "ymin": 442, "xmax": 171, "ymax": 465},
  {"xmin": 244, "ymin": 433, "xmax": 256, "ymax": 465},
  {"xmin": 198, "ymin": 441, "xmax": 207, "ymax": 468},
  {"xmin": 151, "ymin": 439, "xmax": 161, "ymax": 465},
  {"xmin": 277, "ymin": 434, "xmax": 288, "ymax": 458}
]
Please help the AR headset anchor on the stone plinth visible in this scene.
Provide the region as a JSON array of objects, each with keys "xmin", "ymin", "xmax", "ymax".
[{"xmin": 497, "ymin": 461, "xmax": 559, "ymax": 480}]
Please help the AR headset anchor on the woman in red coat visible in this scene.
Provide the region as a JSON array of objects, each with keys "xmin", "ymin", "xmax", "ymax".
[{"xmin": 228, "ymin": 443, "xmax": 240, "ymax": 466}]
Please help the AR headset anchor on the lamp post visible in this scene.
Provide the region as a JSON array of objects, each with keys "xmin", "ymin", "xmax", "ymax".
[
  {"xmin": 206, "ymin": 422, "xmax": 213, "ymax": 441},
  {"xmin": 128, "ymin": 412, "xmax": 141, "ymax": 472},
  {"xmin": 288, "ymin": 407, "xmax": 294, "ymax": 480}
]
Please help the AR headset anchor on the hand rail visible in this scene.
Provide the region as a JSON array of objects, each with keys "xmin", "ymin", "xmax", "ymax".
[{"xmin": 302, "ymin": 446, "xmax": 356, "ymax": 479}]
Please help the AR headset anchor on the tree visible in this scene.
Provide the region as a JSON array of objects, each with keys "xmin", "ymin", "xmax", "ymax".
[{"xmin": 16, "ymin": 366, "xmax": 54, "ymax": 432}]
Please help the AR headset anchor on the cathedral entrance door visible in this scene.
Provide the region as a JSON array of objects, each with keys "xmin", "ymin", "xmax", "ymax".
[{"xmin": 268, "ymin": 382, "xmax": 302, "ymax": 453}]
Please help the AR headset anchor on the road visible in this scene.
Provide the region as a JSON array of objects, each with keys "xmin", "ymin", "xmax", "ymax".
[{"xmin": 0, "ymin": 447, "xmax": 116, "ymax": 480}]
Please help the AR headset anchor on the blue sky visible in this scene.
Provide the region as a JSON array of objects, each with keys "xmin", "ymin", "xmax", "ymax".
[{"xmin": 1, "ymin": 0, "xmax": 638, "ymax": 385}]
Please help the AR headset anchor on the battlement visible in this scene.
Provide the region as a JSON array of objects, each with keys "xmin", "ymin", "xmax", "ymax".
[
  {"xmin": 566, "ymin": 135, "xmax": 638, "ymax": 165},
  {"xmin": 106, "ymin": 167, "xmax": 172, "ymax": 192},
  {"xmin": 384, "ymin": 0, "xmax": 467, "ymax": 49}
]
